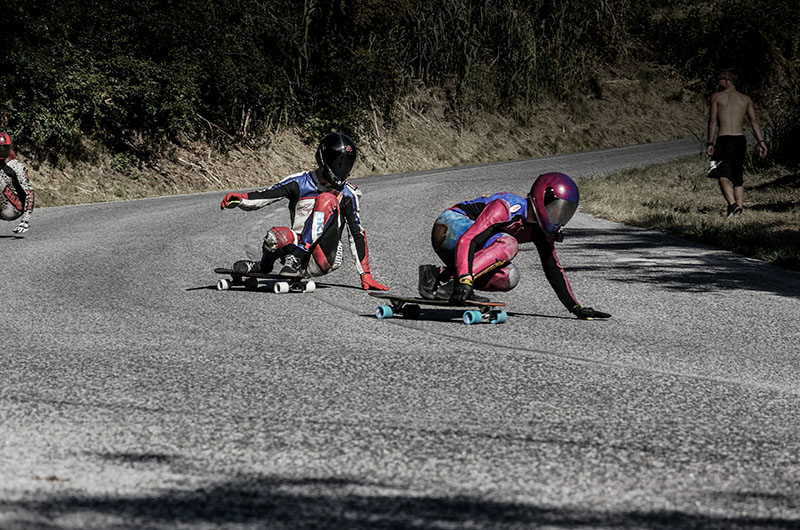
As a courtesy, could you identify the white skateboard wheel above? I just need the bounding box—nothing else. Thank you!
[217,278,230,291]
[304,281,316,293]
[274,281,290,294]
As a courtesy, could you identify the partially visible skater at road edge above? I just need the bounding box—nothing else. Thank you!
[0,132,34,235]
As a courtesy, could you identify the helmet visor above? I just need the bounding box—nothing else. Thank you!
[0,145,11,158]
[544,198,578,227]
[325,154,354,185]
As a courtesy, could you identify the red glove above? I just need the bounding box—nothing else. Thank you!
[221,192,246,210]
[361,273,389,291]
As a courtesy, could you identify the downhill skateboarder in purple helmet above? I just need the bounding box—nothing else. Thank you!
[418,172,611,320]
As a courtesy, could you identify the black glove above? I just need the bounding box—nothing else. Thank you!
[450,275,474,305]
[571,304,611,320]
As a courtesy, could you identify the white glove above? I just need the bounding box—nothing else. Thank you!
[13,220,29,234]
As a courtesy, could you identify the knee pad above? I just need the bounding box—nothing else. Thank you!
[477,263,520,292]
[264,226,297,252]
[1,186,23,221]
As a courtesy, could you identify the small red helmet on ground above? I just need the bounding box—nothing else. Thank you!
[529,172,580,235]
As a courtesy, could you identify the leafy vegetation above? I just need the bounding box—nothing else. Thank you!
[1,0,798,168]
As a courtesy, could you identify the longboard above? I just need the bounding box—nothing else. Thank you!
[214,267,316,294]
[368,292,507,325]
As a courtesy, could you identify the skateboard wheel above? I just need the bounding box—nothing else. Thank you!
[304,281,316,293]
[490,310,508,324]
[245,277,259,290]
[274,281,290,294]
[376,305,394,319]
[463,310,483,325]
[402,304,421,319]
[217,278,231,291]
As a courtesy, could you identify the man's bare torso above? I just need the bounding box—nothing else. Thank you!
[712,88,752,136]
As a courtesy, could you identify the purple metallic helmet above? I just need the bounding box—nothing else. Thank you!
[529,172,579,235]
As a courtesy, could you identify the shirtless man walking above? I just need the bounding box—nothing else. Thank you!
[706,68,767,217]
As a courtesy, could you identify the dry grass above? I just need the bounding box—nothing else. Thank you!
[26,62,705,208]
[579,156,800,270]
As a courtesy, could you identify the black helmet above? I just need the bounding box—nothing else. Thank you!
[315,132,357,186]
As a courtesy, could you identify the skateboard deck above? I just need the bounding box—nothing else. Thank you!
[214,267,316,294]
[368,292,507,325]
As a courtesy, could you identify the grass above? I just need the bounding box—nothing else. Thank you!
[579,155,800,271]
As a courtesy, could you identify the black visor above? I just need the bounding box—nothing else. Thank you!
[0,145,10,158]
[544,198,578,227]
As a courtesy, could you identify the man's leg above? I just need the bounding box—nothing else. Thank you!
[719,177,736,205]
[733,186,744,215]
[471,235,519,290]
[284,192,341,277]
[232,226,296,274]
[718,177,743,217]
[434,235,519,300]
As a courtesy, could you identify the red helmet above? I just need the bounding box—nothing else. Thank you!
[0,132,11,161]
[529,172,579,235]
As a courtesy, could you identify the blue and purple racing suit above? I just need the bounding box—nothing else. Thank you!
[432,192,579,310]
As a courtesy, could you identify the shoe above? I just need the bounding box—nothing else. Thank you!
[279,253,305,277]
[435,278,454,300]
[232,260,260,274]
[418,264,441,300]
[435,279,490,302]
[727,204,744,218]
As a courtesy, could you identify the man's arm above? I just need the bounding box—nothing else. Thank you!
[341,194,388,290]
[220,180,298,210]
[746,97,768,158]
[706,93,719,156]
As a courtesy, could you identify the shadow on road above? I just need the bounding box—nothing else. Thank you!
[3,472,797,529]
[553,227,800,299]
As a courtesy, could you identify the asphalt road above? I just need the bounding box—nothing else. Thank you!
[2,138,799,529]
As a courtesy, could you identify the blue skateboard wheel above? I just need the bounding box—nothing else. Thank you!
[462,310,483,325]
[490,310,508,324]
[376,305,394,319]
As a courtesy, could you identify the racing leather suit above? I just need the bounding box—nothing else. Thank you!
[433,192,579,310]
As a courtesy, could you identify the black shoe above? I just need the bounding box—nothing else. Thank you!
[733,205,743,216]
[279,253,305,277]
[435,278,454,300]
[436,278,490,303]
[233,260,260,274]
[418,264,440,300]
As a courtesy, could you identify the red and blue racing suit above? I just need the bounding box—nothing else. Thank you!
[235,170,373,277]
[0,156,34,230]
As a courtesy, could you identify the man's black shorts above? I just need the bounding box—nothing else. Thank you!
[708,135,747,186]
